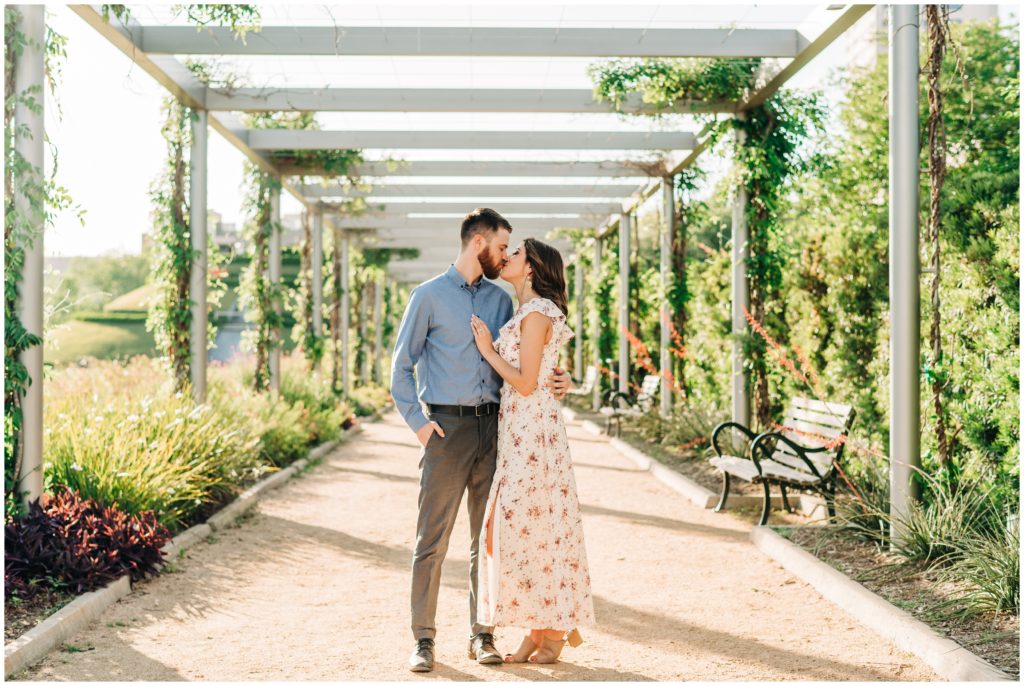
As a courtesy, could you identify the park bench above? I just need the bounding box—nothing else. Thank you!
[568,365,598,398]
[709,397,856,525]
[599,374,661,436]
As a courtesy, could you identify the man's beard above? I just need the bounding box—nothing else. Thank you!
[478,244,503,279]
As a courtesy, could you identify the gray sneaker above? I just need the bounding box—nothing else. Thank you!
[409,638,435,672]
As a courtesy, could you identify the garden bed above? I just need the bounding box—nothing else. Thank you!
[781,525,1019,678]
[4,588,76,645]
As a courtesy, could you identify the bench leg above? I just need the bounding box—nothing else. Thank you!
[759,481,772,526]
[824,484,837,521]
[779,484,794,513]
[714,471,731,513]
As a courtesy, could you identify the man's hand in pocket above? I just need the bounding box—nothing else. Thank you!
[416,421,445,447]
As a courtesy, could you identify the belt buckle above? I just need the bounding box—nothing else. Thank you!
[475,404,485,417]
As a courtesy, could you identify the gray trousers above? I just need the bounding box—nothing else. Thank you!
[411,410,498,641]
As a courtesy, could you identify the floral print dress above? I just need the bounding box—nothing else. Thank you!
[477,297,596,631]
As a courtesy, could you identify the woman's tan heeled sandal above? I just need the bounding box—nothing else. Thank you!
[529,629,583,664]
[504,636,538,663]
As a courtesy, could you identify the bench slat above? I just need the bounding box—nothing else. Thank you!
[710,455,823,486]
[775,440,834,470]
[784,406,850,430]
[791,396,852,418]
[769,451,813,472]
[780,417,846,440]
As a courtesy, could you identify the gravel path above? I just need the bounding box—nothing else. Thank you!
[14,411,936,681]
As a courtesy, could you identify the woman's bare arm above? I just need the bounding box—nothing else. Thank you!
[473,312,552,396]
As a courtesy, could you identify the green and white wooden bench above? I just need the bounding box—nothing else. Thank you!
[599,374,661,437]
[709,397,856,525]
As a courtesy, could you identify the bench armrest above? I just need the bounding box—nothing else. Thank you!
[711,421,758,458]
[751,431,828,481]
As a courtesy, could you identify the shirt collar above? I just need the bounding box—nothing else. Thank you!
[444,264,483,292]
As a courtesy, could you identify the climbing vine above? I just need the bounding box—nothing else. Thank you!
[238,164,281,391]
[146,96,194,391]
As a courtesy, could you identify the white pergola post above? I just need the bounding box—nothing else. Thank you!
[591,238,603,410]
[574,260,585,380]
[660,177,674,417]
[373,276,384,384]
[311,207,324,340]
[731,124,751,428]
[340,231,351,396]
[268,185,282,393]
[189,109,208,403]
[359,281,370,382]
[618,213,632,394]
[889,4,921,547]
[14,5,45,506]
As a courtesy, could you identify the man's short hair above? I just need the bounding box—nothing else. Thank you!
[461,207,512,247]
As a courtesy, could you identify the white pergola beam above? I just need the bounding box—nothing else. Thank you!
[283,160,660,178]
[298,182,643,199]
[251,129,696,151]
[205,86,732,114]
[354,200,621,215]
[139,26,808,58]
[332,216,599,231]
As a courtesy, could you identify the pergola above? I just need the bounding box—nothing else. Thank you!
[13,4,922,541]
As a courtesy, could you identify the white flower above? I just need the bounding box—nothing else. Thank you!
[70,463,83,472]
[126,414,140,422]
[116,472,130,478]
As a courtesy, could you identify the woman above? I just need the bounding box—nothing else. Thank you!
[469,237,595,665]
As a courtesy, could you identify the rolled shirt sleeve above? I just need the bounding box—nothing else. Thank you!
[390,286,431,433]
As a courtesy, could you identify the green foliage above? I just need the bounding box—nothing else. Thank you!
[349,384,392,418]
[101,4,261,41]
[49,254,150,317]
[46,380,265,531]
[590,57,762,111]
[933,520,1019,617]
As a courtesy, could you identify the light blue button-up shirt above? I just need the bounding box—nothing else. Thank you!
[390,265,514,433]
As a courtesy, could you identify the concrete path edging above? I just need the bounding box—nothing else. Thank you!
[751,526,1014,682]
[4,576,131,678]
[4,432,354,679]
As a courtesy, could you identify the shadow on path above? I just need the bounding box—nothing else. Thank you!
[592,595,899,681]
[580,503,747,542]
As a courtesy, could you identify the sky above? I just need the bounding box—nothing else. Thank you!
[41,3,1017,258]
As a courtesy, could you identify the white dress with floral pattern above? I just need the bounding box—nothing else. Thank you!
[477,297,596,631]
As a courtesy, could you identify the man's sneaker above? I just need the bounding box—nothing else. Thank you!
[468,632,503,665]
[409,638,435,672]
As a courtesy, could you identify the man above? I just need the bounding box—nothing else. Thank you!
[390,208,571,672]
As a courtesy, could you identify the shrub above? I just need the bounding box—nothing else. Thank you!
[348,384,392,418]
[46,388,265,531]
[927,518,1020,619]
[5,486,170,598]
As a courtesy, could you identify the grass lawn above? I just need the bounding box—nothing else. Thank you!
[45,319,156,364]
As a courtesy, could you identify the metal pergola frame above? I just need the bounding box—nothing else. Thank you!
[14,4,921,543]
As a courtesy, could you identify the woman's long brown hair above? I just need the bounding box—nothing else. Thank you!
[523,238,568,316]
